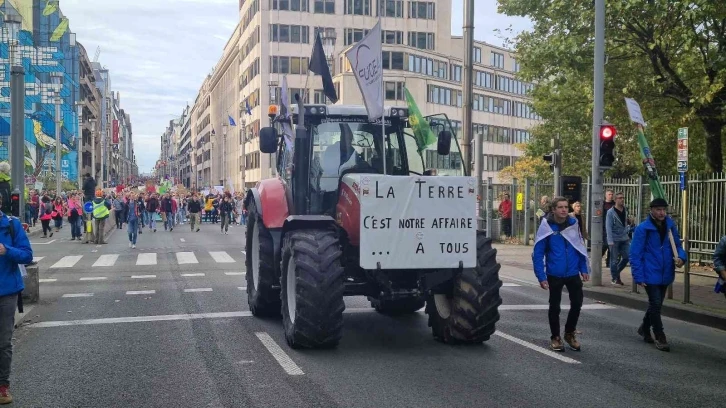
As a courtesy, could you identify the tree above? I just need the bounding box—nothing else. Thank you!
[498,0,726,173]
[498,144,552,181]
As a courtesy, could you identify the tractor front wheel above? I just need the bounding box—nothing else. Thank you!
[245,202,281,317]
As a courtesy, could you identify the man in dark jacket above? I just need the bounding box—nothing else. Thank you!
[219,195,233,234]
[533,196,590,352]
[82,173,96,203]
[630,198,687,352]
[187,193,202,232]
[0,194,33,404]
[714,235,726,281]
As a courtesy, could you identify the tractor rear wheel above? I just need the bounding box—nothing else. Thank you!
[369,297,425,315]
[425,232,503,344]
[245,202,281,317]
[281,229,345,349]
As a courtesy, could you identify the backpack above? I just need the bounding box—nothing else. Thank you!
[44,201,53,214]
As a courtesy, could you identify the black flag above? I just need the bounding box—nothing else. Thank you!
[309,33,338,104]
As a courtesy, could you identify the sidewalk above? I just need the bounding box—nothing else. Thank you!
[494,242,726,331]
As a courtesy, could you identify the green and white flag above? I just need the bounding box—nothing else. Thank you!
[404,87,436,152]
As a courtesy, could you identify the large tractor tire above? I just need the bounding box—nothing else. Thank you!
[281,229,345,349]
[425,232,503,344]
[369,297,425,315]
[245,202,281,317]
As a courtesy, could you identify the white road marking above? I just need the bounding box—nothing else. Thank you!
[79,277,107,281]
[39,278,57,283]
[126,290,156,295]
[225,272,245,276]
[176,252,198,264]
[494,331,581,364]
[255,332,304,375]
[241,251,246,255]
[502,282,521,287]
[91,249,98,253]
[92,254,118,267]
[181,273,205,277]
[28,311,254,328]
[31,239,56,245]
[51,255,83,268]
[96,245,102,247]
[62,293,94,298]
[238,287,247,290]
[131,275,156,279]
[136,253,157,266]
[183,288,213,292]
[210,251,235,263]
[499,304,615,311]
[33,257,44,262]
[499,274,539,287]
[180,238,186,242]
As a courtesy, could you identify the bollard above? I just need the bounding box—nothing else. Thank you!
[22,264,39,303]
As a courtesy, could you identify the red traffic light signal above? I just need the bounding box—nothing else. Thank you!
[600,124,616,140]
[599,122,617,168]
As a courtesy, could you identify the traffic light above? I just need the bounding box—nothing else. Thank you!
[543,153,555,170]
[9,190,20,217]
[599,122,617,168]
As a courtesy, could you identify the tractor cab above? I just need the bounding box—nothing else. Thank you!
[260,104,465,216]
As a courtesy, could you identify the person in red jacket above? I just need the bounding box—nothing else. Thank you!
[499,193,513,237]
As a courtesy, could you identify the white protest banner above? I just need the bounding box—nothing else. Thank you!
[357,175,477,269]
[624,97,646,126]
[345,20,383,121]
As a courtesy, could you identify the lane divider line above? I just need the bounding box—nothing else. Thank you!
[62,293,94,298]
[131,275,156,279]
[494,331,581,364]
[28,311,254,328]
[126,290,156,295]
[183,288,213,293]
[255,332,304,375]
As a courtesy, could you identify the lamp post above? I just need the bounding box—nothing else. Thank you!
[239,114,246,190]
[222,122,227,187]
[50,72,63,195]
[6,13,24,216]
[90,119,97,182]
[76,101,84,188]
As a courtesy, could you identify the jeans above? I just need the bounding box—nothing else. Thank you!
[127,219,138,245]
[501,218,512,236]
[643,284,668,335]
[610,240,630,281]
[165,212,174,230]
[148,212,156,230]
[115,210,124,229]
[0,293,17,386]
[54,216,62,229]
[221,213,230,232]
[547,274,584,338]
[41,219,52,236]
[70,218,81,238]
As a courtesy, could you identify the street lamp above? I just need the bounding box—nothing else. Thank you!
[76,100,84,188]
[222,122,227,187]
[6,13,24,216]
[50,72,63,195]
[90,119,97,182]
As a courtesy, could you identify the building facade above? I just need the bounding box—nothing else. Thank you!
[77,42,101,182]
[177,0,539,192]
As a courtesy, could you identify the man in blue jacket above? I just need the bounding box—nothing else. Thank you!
[605,191,630,285]
[630,198,687,352]
[0,195,33,404]
[533,196,590,352]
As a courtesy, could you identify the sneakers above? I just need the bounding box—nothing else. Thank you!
[550,336,565,351]
[564,332,581,351]
[132,244,136,249]
[637,324,655,343]
[0,385,13,404]
[654,332,670,352]
[129,242,132,248]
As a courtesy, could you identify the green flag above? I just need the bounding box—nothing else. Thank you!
[404,87,437,152]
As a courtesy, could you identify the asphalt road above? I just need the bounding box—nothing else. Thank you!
[10,220,726,408]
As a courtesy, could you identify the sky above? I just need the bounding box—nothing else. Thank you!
[58,0,531,174]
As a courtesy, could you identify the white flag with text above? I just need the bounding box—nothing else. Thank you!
[345,20,383,120]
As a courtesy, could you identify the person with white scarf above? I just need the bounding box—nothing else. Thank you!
[532,196,590,352]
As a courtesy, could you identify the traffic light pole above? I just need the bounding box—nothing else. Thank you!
[589,0,606,286]
[553,134,561,197]
[10,64,25,218]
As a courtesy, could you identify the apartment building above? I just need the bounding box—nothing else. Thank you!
[177,1,539,191]
[77,43,102,181]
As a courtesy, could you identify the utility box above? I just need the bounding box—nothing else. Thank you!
[22,264,39,303]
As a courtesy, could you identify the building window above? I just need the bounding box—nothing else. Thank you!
[270,24,310,43]
[314,27,336,44]
[313,89,335,104]
[513,59,521,72]
[270,56,310,74]
[345,0,372,15]
[378,0,403,17]
[384,81,404,100]
[491,51,504,69]
[270,0,309,11]
[313,0,335,13]
[382,30,403,44]
[450,64,462,82]
[408,1,435,19]
[482,155,512,171]
[408,31,435,50]
[381,51,405,70]
[407,53,447,79]
[427,85,462,107]
[473,47,482,63]
[273,87,310,105]
[344,28,370,45]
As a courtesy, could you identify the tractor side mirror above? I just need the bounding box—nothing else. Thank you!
[437,130,452,155]
[260,127,278,154]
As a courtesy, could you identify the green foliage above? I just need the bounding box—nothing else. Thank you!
[498,0,726,174]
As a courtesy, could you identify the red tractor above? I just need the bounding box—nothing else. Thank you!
[244,101,502,349]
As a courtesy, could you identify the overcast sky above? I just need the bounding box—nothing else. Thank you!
[59,0,531,174]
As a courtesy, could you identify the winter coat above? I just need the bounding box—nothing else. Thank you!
[630,216,687,286]
[0,213,33,297]
[532,215,589,282]
[712,235,726,274]
[605,206,630,245]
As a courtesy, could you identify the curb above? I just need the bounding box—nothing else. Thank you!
[581,287,726,331]
[14,304,35,328]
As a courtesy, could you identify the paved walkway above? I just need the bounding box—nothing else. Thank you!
[494,242,726,320]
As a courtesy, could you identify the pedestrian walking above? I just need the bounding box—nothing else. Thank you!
[532,196,590,352]
[92,190,111,244]
[187,193,201,232]
[602,189,615,265]
[498,193,512,238]
[219,195,233,234]
[605,191,630,285]
[38,196,54,238]
[630,198,686,352]
[127,192,140,249]
[714,235,726,298]
[0,193,33,404]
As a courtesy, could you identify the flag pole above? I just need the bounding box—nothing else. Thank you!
[379,17,386,175]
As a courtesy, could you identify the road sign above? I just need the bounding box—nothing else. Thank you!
[677,160,688,172]
[516,192,524,211]
[679,173,686,191]
[84,202,93,213]
[677,127,688,173]
[677,127,688,140]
